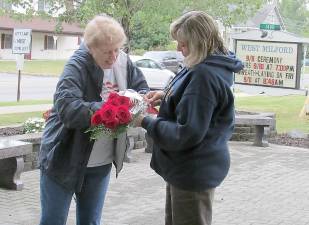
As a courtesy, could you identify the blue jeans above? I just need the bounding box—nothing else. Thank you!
[39,164,112,225]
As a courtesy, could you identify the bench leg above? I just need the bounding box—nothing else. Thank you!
[0,156,24,191]
[253,126,269,147]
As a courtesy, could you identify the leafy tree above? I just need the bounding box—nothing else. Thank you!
[279,0,309,37]
[131,0,264,49]
[2,0,264,50]
[130,0,187,50]
[2,0,187,50]
[176,0,263,27]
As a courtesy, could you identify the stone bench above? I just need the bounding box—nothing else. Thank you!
[235,114,273,147]
[144,113,275,153]
[124,127,147,162]
[0,139,32,190]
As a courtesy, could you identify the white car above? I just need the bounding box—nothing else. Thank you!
[130,55,175,90]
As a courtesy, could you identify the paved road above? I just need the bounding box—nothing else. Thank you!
[0,73,58,102]
[0,142,309,225]
[0,72,308,103]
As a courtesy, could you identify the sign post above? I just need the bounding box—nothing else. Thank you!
[299,95,309,118]
[12,28,32,101]
[15,54,24,102]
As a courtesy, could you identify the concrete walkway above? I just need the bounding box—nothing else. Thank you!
[0,142,309,225]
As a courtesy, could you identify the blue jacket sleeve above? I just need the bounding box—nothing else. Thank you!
[142,93,216,151]
[54,65,101,130]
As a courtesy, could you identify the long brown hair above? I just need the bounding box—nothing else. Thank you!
[170,11,227,68]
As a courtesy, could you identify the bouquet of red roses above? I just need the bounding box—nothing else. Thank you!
[86,90,151,140]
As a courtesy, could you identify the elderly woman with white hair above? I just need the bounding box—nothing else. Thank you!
[38,14,148,225]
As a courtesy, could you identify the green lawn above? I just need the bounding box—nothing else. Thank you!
[0,60,66,76]
[0,95,308,134]
[235,95,309,133]
[0,112,44,126]
[0,100,52,107]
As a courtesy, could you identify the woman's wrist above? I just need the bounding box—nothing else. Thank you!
[159,90,165,98]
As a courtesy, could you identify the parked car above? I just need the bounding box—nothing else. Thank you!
[130,55,175,90]
[143,51,184,74]
[300,58,309,67]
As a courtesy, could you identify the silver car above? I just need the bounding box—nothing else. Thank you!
[130,55,175,90]
[143,51,184,74]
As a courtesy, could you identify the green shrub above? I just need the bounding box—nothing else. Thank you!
[130,48,146,55]
[165,41,177,50]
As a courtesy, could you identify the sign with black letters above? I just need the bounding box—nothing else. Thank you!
[235,40,298,89]
[12,29,32,54]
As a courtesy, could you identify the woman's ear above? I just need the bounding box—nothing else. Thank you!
[177,41,189,57]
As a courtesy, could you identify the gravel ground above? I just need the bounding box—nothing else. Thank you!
[269,133,309,149]
[0,126,24,137]
[0,126,308,149]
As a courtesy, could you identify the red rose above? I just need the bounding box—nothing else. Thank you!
[106,93,121,106]
[108,97,121,106]
[117,96,131,107]
[91,111,103,126]
[108,92,119,100]
[108,95,131,107]
[100,105,117,122]
[116,106,132,124]
[43,109,51,121]
[104,117,119,130]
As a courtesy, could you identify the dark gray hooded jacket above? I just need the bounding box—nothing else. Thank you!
[39,43,149,192]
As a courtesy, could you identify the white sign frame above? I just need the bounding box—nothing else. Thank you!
[12,29,32,54]
[235,40,298,89]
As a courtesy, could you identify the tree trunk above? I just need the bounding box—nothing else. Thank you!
[121,15,131,53]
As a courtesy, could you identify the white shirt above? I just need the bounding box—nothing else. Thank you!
[87,69,119,167]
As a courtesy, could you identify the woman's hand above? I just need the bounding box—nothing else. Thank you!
[144,91,165,106]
